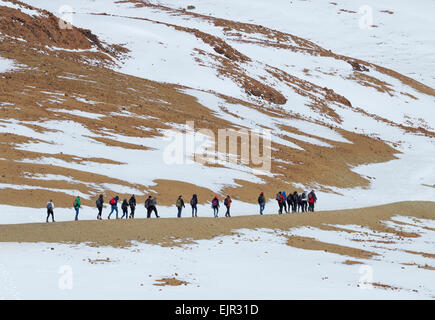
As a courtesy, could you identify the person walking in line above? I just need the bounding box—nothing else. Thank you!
[258,192,265,215]
[224,195,232,217]
[176,195,185,218]
[128,195,136,218]
[291,191,299,213]
[96,194,104,220]
[276,191,284,214]
[46,199,55,223]
[211,195,220,218]
[297,193,302,213]
[73,196,81,221]
[282,191,288,213]
[145,196,151,217]
[308,190,317,212]
[108,195,119,219]
[190,194,198,217]
[145,195,159,218]
[121,198,129,219]
[151,196,159,218]
[301,191,308,213]
[286,191,292,213]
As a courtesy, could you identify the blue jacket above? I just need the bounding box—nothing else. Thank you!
[282,192,287,200]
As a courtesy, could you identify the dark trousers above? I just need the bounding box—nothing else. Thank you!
[147,206,158,218]
[301,202,307,212]
[277,201,283,214]
[283,201,288,213]
[97,206,103,219]
[259,202,265,214]
[177,206,182,218]
[308,202,315,212]
[46,209,54,222]
[191,205,197,217]
[225,206,231,217]
[130,206,135,218]
[121,208,128,219]
[292,202,297,212]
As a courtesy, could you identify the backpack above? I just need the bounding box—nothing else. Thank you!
[96,198,103,207]
[73,199,77,208]
[145,199,150,209]
[212,198,218,207]
[110,198,115,205]
[276,193,281,201]
[224,198,228,206]
[176,198,182,207]
[47,202,53,210]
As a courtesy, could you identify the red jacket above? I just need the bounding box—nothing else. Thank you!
[308,194,314,203]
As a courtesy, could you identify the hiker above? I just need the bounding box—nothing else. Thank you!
[291,191,298,213]
[300,191,308,212]
[276,191,284,214]
[128,195,136,218]
[176,195,185,218]
[96,194,104,220]
[308,190,317,212]
[46,199,55,223]
[224,195,232,217]
[73,196,81,221]
[121,198,129,219]
[286,192,292,213]
[145,196,159,218]
[190,194,198,217]
[211,195,219,218]
[108,195,119,219]
[258,192,265,215]
[297,193,302,212]
[282,191,288,213]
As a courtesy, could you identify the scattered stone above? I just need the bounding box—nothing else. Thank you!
[348,60,370,72]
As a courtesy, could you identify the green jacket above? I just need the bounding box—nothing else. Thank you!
[74,197,81,208]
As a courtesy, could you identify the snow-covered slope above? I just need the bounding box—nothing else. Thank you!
[0,0,434,300]
[0,56,15,73]
[153,0,435,88]
[1,0,433,216]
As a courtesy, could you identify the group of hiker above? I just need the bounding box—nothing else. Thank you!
[274,190,317,214]
[45,190,318,222]
[157,194,232,219]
